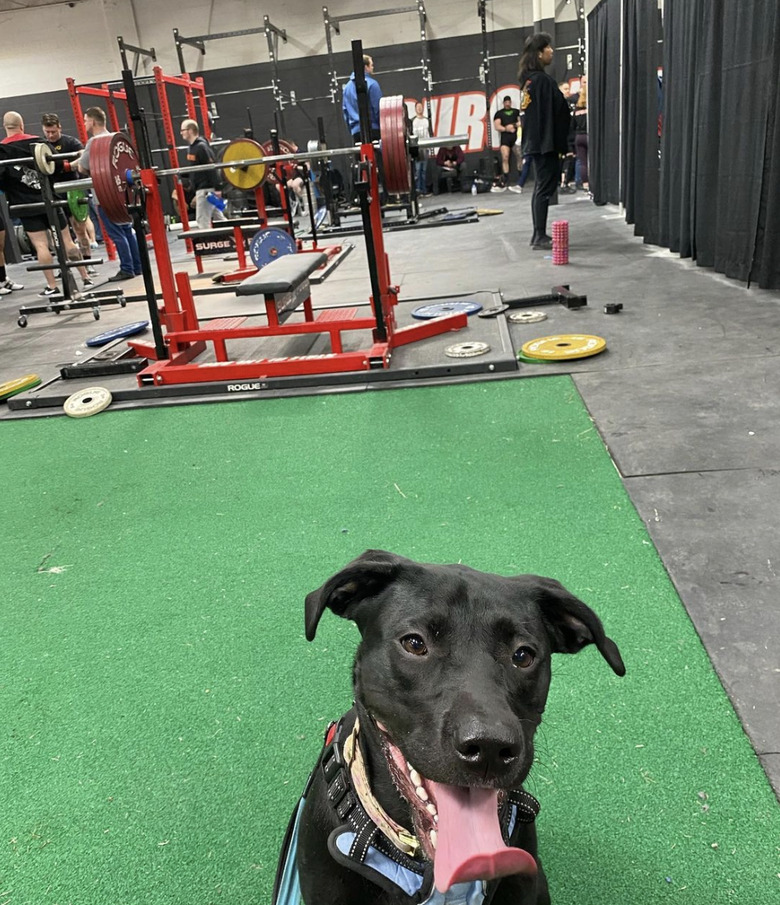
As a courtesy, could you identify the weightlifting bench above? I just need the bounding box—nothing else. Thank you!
[161,251,376,368]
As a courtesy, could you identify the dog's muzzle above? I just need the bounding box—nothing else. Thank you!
[375,720,539,893]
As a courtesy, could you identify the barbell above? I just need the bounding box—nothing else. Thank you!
[53,96,469,225]
[0,142,82,175]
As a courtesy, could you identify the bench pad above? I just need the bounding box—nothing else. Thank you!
[236,253,328,296]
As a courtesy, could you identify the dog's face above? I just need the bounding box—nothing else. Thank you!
[305,550,625,892]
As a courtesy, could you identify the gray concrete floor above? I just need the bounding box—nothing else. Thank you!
[2,189,778,798]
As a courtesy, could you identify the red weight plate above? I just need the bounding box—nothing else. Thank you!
[260,138,297,158]
[388,100,404,194]
[379,96,402,193]
[262,138,299,183]
[382,97,402,194]
[393,96,412,193]
[378,97,394,190]
[90,132,138,225]
[380,96,411,194]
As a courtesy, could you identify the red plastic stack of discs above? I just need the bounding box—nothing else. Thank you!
[552,220,569,265]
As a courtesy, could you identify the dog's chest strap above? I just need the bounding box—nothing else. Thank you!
[344,718,421,856]
[320,714,430,900]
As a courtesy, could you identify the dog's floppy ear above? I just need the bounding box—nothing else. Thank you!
[305,550,403,641]
[529,576,626,676]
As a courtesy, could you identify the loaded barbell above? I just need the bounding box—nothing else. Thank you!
[0,142,82,175]
[53,96,468,225]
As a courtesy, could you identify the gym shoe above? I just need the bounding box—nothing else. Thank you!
[2,278,24,291]
[490,184,507,192]
[508,185,523,194]
[86,265,98,276]
[532,236,553,250]
[38,286,62,297]
[108,270,135,282]
[0,285,11,295]
[83,278,95,288]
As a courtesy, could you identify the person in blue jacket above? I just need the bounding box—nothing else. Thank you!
[342,54,383,142]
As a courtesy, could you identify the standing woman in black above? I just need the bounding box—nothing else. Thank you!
[518,33,571,249]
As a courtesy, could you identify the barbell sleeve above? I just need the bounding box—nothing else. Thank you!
[417,134,470,148]
[0,149,82,168]
[53,177,93,193]
[9,199,70,213]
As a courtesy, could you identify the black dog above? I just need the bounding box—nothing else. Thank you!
[286,550,625,905]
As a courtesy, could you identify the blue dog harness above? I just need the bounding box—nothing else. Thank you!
[272,711,541,905]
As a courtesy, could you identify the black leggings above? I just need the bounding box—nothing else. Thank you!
[575,133,589,185]
[530,153,561,239]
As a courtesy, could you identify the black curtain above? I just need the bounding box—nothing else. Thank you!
[658,0,780,287]
[751,4,780,289]
[656,1,699,254]
[621,0,662,243]
[587,0,621,205]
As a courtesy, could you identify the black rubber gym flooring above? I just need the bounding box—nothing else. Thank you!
[1,189,778,798]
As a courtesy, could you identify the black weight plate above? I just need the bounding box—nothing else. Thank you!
[477,304,509,319]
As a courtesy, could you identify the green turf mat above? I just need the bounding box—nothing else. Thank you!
[1,378,778,905]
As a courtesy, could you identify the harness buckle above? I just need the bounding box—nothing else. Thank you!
[327,769,348,807]
[322,746,340,782]
[336,790,357,821]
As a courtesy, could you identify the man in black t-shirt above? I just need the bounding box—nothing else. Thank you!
[41,114,83,172]
[492,96,522,192]
[41,112,96,266]
[1,110,91,296]
[180,119,226,230]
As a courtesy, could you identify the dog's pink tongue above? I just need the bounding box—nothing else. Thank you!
[430,783,537,893]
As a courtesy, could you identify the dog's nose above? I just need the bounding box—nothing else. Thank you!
[454,721,521,776]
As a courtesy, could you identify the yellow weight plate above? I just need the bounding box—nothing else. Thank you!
[221,139,266,190]
[521,334,607,361]
[0,373,41,401]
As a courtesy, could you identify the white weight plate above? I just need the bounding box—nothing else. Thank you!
[444,341,491,359]
[508,310,548,324]
[64,386,113,418]
[33,142,55,175]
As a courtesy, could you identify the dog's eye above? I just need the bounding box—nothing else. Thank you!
[512,646,535,668]
[400,634,428,656]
